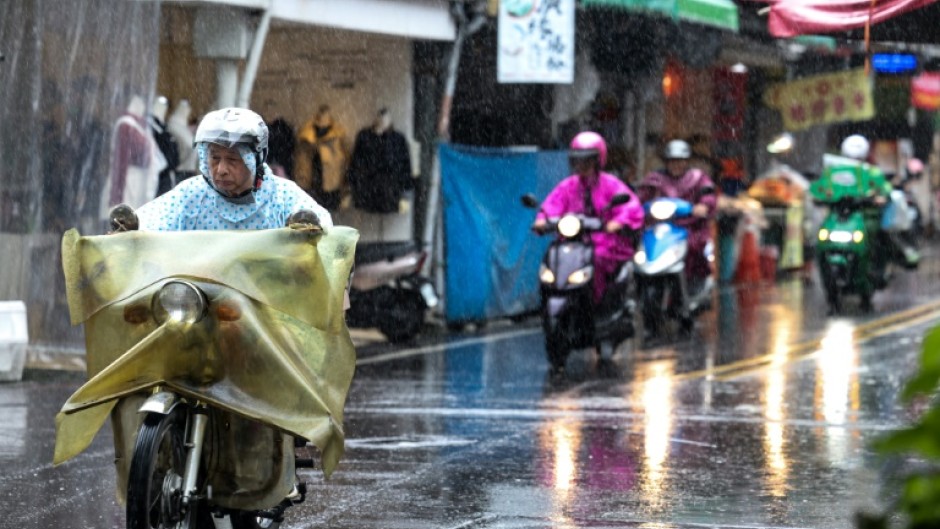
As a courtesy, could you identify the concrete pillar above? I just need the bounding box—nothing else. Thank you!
[215,60,239,109]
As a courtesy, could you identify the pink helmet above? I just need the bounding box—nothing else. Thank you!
[569,131,608,168]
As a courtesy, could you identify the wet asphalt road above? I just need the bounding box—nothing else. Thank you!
[3,252,940,528]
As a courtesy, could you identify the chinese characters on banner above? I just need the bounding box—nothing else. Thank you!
[763,69,874,131]
[497,0,575,84]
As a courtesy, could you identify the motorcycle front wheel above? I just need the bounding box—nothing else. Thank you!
[127,407,208,529]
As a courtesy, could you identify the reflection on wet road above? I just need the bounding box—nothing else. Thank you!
[3,257,940,528]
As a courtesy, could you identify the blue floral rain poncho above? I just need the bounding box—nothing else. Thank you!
[136,144,332,231]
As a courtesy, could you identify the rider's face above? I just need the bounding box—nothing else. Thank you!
[569,155,598,178]
[208,144,253,196]
[665,158,689,178]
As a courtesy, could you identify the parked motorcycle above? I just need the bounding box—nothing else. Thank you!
[346,241,439,343]
[54,213,358,529]
[633,197,715,340]
[522,193,636,372]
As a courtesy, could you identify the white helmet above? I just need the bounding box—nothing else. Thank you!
[840,134,869,161]
[195,107,269,167]
[664,139,691,160]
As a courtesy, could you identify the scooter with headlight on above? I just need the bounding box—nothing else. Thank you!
[522,193,636,372]
[633,197,714,341]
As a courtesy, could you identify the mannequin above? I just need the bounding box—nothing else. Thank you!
[166,99,196,177]
[148,95,180,196]
[267,117,295,179]
[100,95,165,221]
[294,105,350,211]
[347,108,414,214]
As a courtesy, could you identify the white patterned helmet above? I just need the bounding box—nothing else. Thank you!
[195,107,269,169]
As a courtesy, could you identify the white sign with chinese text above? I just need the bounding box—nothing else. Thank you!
[497,0,575,84]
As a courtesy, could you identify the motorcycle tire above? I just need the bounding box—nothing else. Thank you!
[824,277,841,315]
[545,330,571,373]
[377,290,425,344]
[127,407,209,529]
[231,511,281,529]
[641,282,665,341]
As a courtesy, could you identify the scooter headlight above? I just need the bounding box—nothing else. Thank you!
[634,250,647,265]
[650,201,678,221]
[828,230,853,244]
[818,229,829,241]
[539,264,555,284]
[853,230,864,243]
[152,281,207,324]
[557,215,582,238]
[567,266,593,286]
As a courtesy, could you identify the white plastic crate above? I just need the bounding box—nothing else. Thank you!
[0,301,28,382]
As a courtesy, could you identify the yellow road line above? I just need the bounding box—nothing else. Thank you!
[674,300,940,383]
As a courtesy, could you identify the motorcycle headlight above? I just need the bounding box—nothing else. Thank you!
[828,230,853,244]
[650,201,678,221]
[539,264,555,284]
[557,215,582,238]
[152,281,207,324]
[853,230,864,243]
[634,250,647,265]
[818,229,829,241]
[567,266,593,285]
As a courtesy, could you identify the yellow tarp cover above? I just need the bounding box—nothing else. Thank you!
[54,226,358,479]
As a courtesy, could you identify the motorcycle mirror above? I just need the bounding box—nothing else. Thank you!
[521,194,539,209]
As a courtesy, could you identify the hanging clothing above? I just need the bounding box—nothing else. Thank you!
[149,114,180,196]
[347,127,413,214]
[136,166,333,231]
[100,112,165,220]
[294,118,350,211]
[268,117,296,179]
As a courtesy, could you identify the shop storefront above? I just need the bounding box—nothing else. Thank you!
[155,0,455,242]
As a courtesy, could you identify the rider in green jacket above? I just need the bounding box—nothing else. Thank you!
[811,134,918,285]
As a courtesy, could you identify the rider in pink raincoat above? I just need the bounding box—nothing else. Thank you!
[533,132,644,302]
[638,139,717,289]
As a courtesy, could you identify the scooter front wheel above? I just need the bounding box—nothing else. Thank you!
[127,407,207,529]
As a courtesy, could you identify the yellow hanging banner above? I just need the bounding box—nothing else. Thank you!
[764,69,875,131]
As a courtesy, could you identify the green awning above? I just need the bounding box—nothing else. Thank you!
[583,0,740,32]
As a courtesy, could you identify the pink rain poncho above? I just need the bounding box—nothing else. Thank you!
[638,168,717,281]
[537,172,644,301]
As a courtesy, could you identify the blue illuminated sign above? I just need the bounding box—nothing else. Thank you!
[872,53,918,74]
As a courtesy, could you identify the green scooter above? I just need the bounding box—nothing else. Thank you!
[815,195,882,313]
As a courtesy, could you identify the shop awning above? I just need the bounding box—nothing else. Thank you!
[583,0,740,32]
[761,0,936,39]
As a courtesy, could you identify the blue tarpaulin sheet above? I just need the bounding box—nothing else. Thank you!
[440,144,568,322]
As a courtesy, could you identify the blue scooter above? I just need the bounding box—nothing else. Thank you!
[633,197,714,341]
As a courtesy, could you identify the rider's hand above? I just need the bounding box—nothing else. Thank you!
[287,209,323,231]
[874,195,888,206]
[108,204,139,234]
[605,220,624,233]
[532,219,548,234]
[692,204,709,218]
